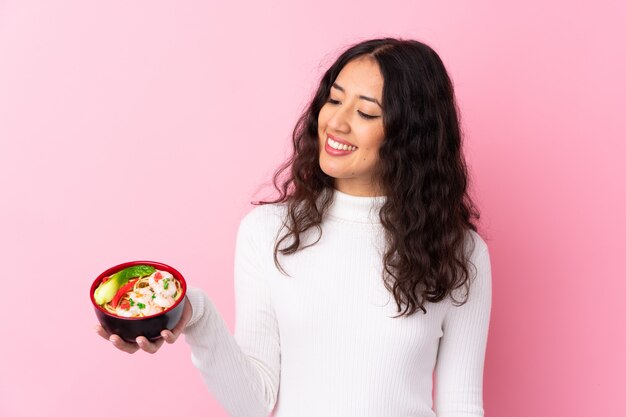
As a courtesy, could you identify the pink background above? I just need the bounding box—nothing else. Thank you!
[1,1,624,416]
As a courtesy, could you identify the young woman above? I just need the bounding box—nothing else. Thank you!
[98,37,492,417]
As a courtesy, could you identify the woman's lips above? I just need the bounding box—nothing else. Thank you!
[327,133,356,147]
[325,137,357,156]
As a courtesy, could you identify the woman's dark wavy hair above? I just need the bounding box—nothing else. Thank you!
[252,37,482,317]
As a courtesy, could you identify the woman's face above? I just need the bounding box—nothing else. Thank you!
[318,56,385,197]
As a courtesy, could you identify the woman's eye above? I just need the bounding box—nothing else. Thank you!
[326,98,380,120]
[358,111,377,120]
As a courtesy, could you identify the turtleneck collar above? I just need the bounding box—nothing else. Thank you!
[325,188,387,224]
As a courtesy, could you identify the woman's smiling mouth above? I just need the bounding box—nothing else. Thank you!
[325,136,357,156]
[325,134,357,156]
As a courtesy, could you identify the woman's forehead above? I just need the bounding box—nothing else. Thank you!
[334,57,383,100]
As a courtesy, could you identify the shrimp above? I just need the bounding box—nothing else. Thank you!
[152,293,175,309]
[115,306,134,317]
[149,271,177,298]
[122,291,160,316]
[140,302,163,316]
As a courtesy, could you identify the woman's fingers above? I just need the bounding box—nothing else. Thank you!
[96,324,140,353]
[95,324,110,341]
[136,336,165,353]
[161,329,177,344]
[109,334,140,354]
[96,327,167,353]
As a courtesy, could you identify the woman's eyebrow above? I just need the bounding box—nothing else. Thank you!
[332,83,382,108]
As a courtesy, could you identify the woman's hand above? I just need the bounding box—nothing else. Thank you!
[95,295,193,354]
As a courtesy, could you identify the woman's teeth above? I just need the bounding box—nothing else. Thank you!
[328,138,356,151]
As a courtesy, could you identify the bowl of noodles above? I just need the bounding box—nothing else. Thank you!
[90,260,187,343]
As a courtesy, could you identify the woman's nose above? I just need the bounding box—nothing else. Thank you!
[327,105,350,133]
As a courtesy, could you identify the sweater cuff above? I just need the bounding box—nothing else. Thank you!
[184,286,210,329]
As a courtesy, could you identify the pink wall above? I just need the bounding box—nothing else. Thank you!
[1,1,624,416]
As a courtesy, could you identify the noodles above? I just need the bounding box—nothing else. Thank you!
[101,269,182,318]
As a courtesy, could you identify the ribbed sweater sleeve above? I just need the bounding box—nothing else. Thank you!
[433,247,492,417]
[182,212,280,417]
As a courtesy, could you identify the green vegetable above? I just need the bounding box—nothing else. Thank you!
[94,265,155,305]
[163,279,169,290]
[130,298,135,306]
[137,303,145,309]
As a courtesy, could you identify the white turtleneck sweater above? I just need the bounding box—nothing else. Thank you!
[183,189,492,417]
